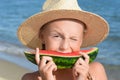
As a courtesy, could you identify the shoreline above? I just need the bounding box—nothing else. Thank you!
[0,59,120,80]
[104,64,120,80]
[0,59,32,80]
[0,52,120,80]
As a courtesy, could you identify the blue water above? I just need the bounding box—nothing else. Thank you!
[0,0,120,68]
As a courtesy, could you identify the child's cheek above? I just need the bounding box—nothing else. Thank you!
[46,41,60,51]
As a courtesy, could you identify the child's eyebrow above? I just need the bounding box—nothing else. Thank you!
[49,30,62,35]
[50,28,64,34]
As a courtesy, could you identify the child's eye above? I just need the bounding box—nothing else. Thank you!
[50,32,62,39]
[53,35,61,38]
[70,38,78,41]
[53,35,59,37]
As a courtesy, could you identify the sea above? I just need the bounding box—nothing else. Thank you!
[0,0,120,70]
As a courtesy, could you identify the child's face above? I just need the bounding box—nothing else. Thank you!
[40,19,84,53]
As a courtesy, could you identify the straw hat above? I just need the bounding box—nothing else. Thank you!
[17,0,109,49]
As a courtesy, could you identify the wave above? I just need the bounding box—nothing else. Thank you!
[0,41,30,57]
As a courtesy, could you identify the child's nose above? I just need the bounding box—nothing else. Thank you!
[59,39,70,51]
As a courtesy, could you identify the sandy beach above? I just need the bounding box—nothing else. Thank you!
[0,56,120,80]
[0,59,32,80]
[104,64,120,80]
[0,0,120,80]
[0,58,120,80]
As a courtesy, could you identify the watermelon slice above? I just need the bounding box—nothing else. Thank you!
[24,47,98,69]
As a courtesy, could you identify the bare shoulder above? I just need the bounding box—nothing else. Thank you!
[21,73,32,80]
[22,71,41,80]
[89,62,108,80]
[89,61,105,70]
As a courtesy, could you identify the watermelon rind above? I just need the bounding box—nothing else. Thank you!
[24,47,98,69]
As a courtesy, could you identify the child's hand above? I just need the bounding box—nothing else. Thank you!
[35,48,57,80]
[72,52,89,80]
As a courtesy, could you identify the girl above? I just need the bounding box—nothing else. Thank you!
[17,0,109,80]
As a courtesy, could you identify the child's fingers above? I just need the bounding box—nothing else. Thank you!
[47,61,57,72]
[40,56,53,66]
[35,48,40,65]
[73,67,79,77]
[74,57,84,66]
[80,52,89,64]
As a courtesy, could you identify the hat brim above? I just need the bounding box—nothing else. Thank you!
[17,10,109,49]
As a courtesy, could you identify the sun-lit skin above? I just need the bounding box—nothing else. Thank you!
[37,19,89,80]
[40,19,84,53]
[22,19,108,80]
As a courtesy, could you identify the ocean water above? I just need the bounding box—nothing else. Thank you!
[0,0,120,68]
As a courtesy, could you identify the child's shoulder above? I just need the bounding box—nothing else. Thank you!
[89,61,105,71]
[89,62,107,78]
[22,71,40,80]
[89,61,105,69]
